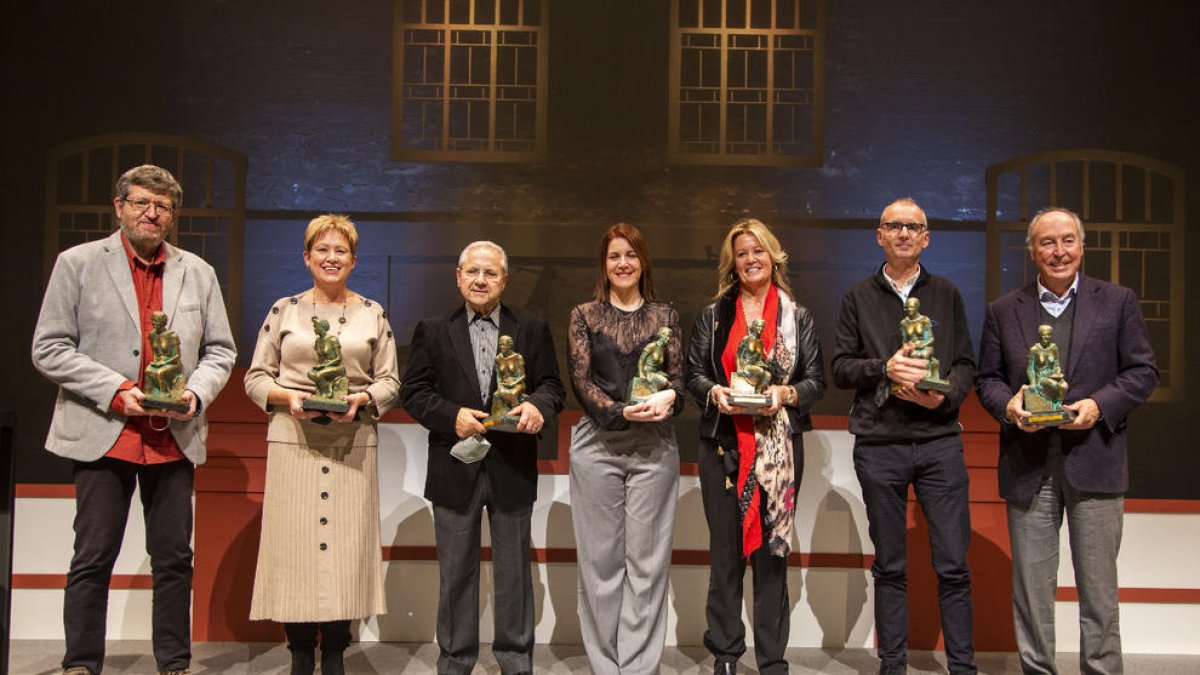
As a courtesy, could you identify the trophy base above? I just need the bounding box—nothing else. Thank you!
[142,397,190,413]
[915,378,953,394]
[728,393,771,415]
[302,398,351,414]
[482,415,521,433]
[892,379,953,394]
[1026,409,1076,427]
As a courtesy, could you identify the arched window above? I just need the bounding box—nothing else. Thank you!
[44,133,247,338]
[986,150,1185,402]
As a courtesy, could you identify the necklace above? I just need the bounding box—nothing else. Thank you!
[310,289,349,336]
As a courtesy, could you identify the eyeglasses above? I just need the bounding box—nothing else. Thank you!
[880,221,928,234]
[460,267,503,282]
[123,198,176,215]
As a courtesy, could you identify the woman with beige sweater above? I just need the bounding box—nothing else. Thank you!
[244,214,400,675]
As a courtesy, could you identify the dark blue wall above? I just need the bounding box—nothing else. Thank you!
[4,0,1198,494]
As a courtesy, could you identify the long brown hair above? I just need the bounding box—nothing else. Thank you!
[594,222,657,303]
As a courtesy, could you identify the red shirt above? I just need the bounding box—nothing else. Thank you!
[105,234,185,464]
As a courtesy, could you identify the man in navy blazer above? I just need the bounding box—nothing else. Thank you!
[976,207,1157,675]
[400,241,564,675]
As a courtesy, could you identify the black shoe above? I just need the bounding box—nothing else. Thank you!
[320,649,345,675]
[878,662,906,675]
[715,660,737,675]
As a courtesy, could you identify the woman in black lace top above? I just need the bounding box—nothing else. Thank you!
[567,222,685,675]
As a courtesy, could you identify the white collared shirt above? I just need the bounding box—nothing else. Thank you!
[884,264,921,302]
[1037,274,1079,318]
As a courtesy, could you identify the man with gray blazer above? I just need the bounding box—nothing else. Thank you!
[976,207,1157,675]
[32,165,236,675]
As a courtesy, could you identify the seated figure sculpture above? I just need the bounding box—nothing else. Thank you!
[485,335,526,429]
[143,310,188,411]
[628,326,672,403]
[1023,324,1073,425]
[729,318,772,409]
[305,316,350,412]
[895,296,951,393]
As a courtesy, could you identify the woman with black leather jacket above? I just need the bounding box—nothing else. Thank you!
[685,218,825,675]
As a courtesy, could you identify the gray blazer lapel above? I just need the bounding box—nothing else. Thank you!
[103,234,140,330]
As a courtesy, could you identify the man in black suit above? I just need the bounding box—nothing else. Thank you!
[976,207,1157,675]
[400,241,564,675]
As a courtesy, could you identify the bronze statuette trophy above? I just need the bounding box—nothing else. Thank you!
[142,311,190,412]
[1023,324,1075,426]
[728,318,773,413]
[483,335,526,432]
[628,327,672,403]
[303,317,351,414]
[892,296,952,394]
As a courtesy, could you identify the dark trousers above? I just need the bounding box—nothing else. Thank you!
[63,457,194,675]
[432,467,534,675]
[283,620,352,653]
[853,435,977,675]
[698,437,796,675]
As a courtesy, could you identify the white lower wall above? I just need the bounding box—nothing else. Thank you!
[12,425,1200,653]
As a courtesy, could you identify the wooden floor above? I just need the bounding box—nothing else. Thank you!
[11,641,1200,674]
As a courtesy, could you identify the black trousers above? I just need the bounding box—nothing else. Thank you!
[283,620,352,652]
[698,437,800,675]
[63,457,194,675]
[853,435,977,675]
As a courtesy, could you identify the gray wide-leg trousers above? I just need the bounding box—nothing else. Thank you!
[570,416,679,675]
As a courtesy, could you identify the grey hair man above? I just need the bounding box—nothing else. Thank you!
[976,206,1157,675]
[32,164,236,675]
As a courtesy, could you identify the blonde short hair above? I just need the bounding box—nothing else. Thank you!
[304,214,359,255]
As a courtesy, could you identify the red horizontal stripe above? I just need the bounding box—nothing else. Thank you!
[13,573,154,590]
[1124,498,1200,514]
[20,483,1200,514]
[14,570,1200,606]
[15,484,75,498]
[1056,587,1200,604]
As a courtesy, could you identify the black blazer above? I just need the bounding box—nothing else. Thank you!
[400,304,565,509]
[976,275,1158,502]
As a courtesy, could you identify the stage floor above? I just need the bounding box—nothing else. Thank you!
[10,641,1199,674]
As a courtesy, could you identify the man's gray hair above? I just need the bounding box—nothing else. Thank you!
[458,240,509,273]
[1026,207,1086,248]
[114,164,183,208]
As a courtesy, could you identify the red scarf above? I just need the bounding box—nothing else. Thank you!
[720,284,779,557]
